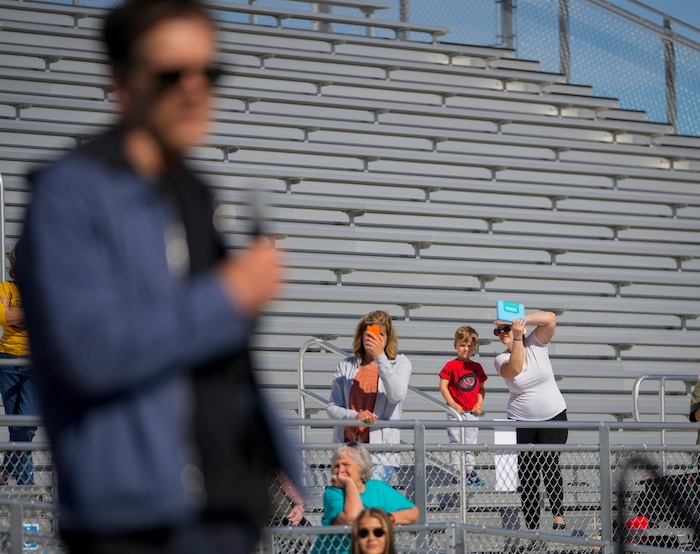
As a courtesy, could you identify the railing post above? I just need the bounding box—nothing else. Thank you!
[259,528,273,554]
[314,3,332,34]
[598,424,614,550]
[558,0,571,82]
[460,426,467,523]
[659,377,667,444]
[446,523,465,554]
[398,0,409,41]
[663,17,678,132]
[499,0,515,49]
[413,422,428,524]
[10,502,23,554]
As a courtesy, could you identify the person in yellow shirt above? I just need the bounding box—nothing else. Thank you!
[0,244,37,485]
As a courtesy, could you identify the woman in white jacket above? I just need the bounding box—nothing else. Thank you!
[327,311,412,485]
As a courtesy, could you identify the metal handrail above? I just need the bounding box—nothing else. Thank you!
[296,337,470,518]
[297,337,463,422]
[0,358,30,366]
[631,373,698,423]
[583,0,700,54]
[632,372,698,447]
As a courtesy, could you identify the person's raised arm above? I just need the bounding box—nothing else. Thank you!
[330,477,364,525]
[529,311,557,345]
[497,317,526,379]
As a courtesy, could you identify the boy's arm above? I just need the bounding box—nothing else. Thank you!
[439,378,464,414]
[472,385,485,415]
[0,296,26,328]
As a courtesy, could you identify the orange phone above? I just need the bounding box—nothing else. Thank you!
[367,324,381,339]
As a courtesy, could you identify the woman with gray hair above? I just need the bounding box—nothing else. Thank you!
[322,442,418,527]
[311,443,416,554]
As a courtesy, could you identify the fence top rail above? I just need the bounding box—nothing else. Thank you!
[583,0,700,54]
[0,497,56,510]
[295,417,699,432]
[0,415,42,426]
[0,357,30,366]
[264,519,613,550]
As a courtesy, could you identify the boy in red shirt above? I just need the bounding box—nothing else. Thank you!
[439,326,487,485]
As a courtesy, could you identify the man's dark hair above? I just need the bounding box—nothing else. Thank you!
[103,0,212,68]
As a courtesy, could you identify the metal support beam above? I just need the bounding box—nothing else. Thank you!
[558,0,571,82]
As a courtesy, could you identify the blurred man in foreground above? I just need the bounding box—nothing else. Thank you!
[17,1,293,552]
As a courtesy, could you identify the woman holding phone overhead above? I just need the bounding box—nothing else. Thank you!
[327,311,412,484]
[493,310,568,532]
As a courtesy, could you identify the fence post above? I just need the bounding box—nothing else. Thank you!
[413,422,428,524]
[598,424,614,551]
[446,523,465,554]
[663,17,678,132]
[499,0,515,49]
[398,0,409,41]
[558,0,571,82]
[9,503,22,554]
[313,3,332,34]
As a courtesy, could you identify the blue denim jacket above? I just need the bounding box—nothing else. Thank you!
[17,130,271,533]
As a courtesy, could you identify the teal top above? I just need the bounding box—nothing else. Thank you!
[321,479,415,525]
[311,479,415,554]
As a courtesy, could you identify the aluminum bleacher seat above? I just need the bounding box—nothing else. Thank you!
[0,0,450,41]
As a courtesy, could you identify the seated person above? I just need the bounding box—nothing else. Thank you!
[351,508,397,554]
[314,442,417,554]
[324,442,418,526]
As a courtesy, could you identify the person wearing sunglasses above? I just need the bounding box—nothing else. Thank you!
[17,1,295,552]
[493,312,568,532]
[311,442,417,554]
[351,508,397,554]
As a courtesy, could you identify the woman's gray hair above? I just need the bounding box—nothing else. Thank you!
[331,442,373,482]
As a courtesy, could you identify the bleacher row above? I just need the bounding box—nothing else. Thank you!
[0,0,699,445]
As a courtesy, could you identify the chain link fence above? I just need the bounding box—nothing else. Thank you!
[0,419,697,552]
[0,439,61,553]
[261,419,700,554]
[39,0,700,135]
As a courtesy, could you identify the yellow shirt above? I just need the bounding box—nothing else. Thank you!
[0,281,29,357]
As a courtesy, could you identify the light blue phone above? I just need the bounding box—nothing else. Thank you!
[497,300,525,322]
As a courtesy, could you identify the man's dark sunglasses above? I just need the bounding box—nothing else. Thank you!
[358,527,386,539]
[493,325,512,336]
[155,64,224,89]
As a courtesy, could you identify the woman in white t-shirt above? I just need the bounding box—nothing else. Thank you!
[493,311,568,532]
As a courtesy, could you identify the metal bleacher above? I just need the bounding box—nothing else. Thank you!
[1,0,699,441]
